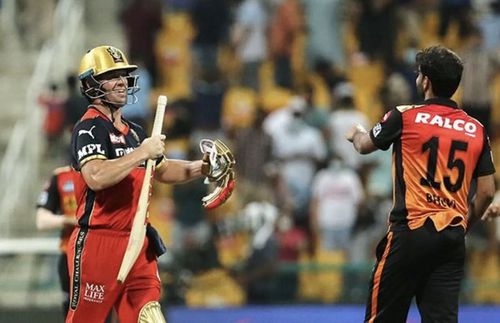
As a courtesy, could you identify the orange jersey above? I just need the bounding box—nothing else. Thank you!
[37,166,78,252]
[370,98,495,231]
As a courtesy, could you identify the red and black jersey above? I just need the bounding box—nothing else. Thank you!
[36,166,77,252]
[369,98,495,231]
[70,106,163,231]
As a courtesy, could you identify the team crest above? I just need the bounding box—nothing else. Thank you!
[109,133,126,144]
[106,47,124,63]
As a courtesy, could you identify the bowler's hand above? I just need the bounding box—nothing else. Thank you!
[346,124,367,142]
[139,134,166,160]
[482,203,500,221]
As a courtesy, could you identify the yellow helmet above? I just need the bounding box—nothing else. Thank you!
[79,45,137,79]
[78,46,139,103]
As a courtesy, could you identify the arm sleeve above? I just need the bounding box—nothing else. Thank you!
[369,108,403,151]
[474,131,496,177]
[72,119,110,169]
[36,174,60,213]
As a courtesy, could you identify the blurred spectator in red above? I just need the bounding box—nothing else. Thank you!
[120,0,163,85]
[269,0,303,89]
[38,82,65,154]
[231,0,269,91]
[275,213,308,302]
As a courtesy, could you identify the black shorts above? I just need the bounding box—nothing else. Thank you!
[365,219,465,323]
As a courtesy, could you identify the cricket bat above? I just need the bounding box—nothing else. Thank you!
[117,95,167,283]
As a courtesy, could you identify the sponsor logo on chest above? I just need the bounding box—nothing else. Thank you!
[109,133,126,144]
[115,147,135,157]
[414,112,477,137]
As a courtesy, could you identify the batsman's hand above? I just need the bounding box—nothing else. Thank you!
[139,134,166,160]
[345,124,367,143]
[482,203,500,221]
[199,139,236,209]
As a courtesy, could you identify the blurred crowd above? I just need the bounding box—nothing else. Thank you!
[36,0,500,307]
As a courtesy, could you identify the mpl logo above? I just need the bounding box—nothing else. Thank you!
[78,144,105,160]
[83,282,105,303]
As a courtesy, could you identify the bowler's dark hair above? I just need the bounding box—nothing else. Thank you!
[416,45,463,98]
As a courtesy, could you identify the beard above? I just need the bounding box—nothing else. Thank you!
[416,82,425,99]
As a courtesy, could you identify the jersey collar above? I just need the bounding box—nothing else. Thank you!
[82,106,130,135]
[423,98,459,109]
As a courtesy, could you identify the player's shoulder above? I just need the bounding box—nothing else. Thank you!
[73,112,112,137]
[53,165,72,176]
[462,112,486,128]
[395,104,425,113]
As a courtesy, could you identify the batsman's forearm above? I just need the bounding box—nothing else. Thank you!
[156,159,204,184]
[351,128,377,155]
[83,149,149,191]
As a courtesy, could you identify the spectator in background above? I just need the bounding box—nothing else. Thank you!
[328,82,371,171]
[479,0,500,51]
[190,68,227,144]
[310,155,363,253]
[266,96,327,231]
[355,0,398,68]
[63,74,87,133]
[303,0,346,70]
[121,62,152,131]
[231,0,268,91]
[233,108,274,205]
[191,0,230,73]
[438,0,473,42]
[120,0,163,85]
[301,81,330,142]
[460,26,500,138]
[269,0,303,89]
[165,98,194,140]
[38,82,66,157]
[233,202,280,304]
[390,41,420,103]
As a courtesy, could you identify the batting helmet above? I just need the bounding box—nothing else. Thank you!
[78,46,139,102]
